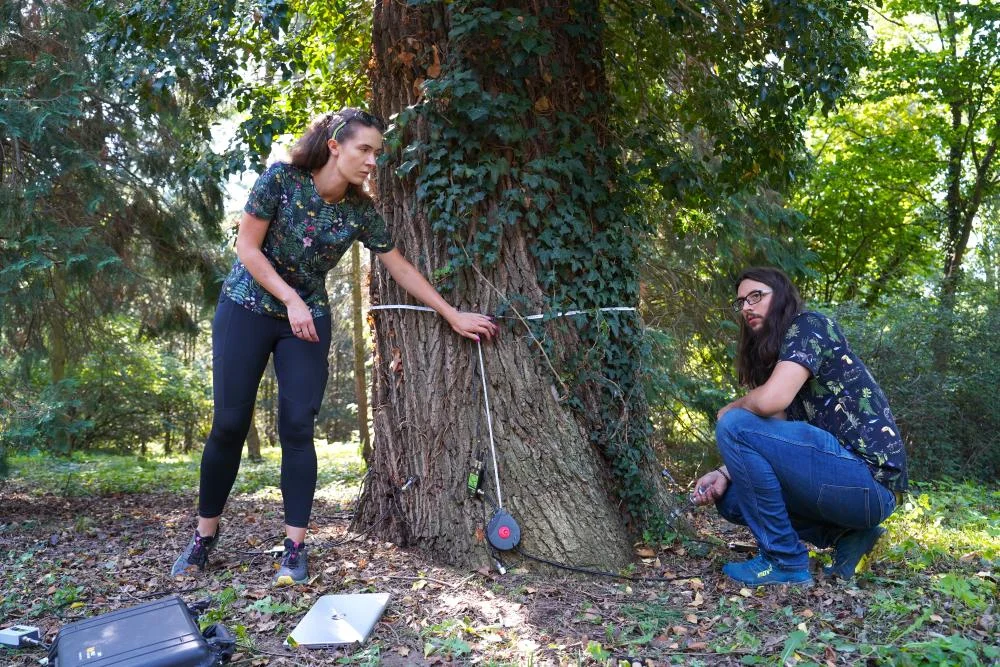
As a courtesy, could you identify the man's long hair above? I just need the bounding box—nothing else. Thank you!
[735,267,804,388]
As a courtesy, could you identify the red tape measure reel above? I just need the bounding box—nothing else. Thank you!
[486,509,521,551]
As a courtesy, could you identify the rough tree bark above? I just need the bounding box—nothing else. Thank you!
[355,0,679,570]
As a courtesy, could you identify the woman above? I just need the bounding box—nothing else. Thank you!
[692,267,907,586]
[172,108,498,585]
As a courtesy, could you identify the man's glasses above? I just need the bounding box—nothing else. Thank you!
[731,289,772,313]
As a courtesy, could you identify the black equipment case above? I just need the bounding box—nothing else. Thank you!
[48,594,229,667]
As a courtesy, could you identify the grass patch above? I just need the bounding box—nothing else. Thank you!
[881,481,999,571]
[3,440,365,501]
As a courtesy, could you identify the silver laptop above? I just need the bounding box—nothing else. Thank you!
[286,593,390,648]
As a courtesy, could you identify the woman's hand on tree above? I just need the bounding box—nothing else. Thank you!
[447,312,499,342]
[690,469,728,506]
[286,297,319,342]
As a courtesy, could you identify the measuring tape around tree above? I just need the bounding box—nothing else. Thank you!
[368,304,638,554]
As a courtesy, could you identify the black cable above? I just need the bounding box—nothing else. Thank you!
[515,546,707,583]
[309,507,392,549]
[18,636,51,651]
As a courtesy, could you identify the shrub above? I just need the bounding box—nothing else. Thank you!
[0,323,211,474]
[835,298,1000,482]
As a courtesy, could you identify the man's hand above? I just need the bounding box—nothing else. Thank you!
[690,469,729,506]
[717,398,744,421]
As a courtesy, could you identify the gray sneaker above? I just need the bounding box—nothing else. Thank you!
[273,538,308,586]
[171,527,220,576]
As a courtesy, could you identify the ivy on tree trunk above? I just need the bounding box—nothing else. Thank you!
[354,0,683,569]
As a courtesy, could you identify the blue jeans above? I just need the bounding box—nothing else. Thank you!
[714,408,897,569]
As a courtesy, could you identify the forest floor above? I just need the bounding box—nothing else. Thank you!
[0,443,996,666]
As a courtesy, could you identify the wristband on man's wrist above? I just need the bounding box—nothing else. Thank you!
[717,466,731,482]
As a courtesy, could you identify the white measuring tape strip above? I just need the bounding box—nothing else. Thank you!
[368,304,637,319]
[475,339,503,509]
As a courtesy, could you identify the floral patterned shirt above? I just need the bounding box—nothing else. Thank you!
[780,311,908,491]
[222,162,394,319]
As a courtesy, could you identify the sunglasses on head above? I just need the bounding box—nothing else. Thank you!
[328,109,385,140]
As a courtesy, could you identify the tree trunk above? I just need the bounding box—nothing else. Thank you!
[355,0,679,571]
[934,97,997,370]
[48,269,68,384]
[351,241,372,459]
[246,408,263,462]
[261,362,277,447]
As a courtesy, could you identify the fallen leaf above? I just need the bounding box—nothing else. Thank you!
[739,588,752,597]
[635,545,656,558]
[534,96,552,113]
[687,641,708,650]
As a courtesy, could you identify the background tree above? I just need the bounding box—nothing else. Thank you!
[863,1,1000,367]
[0,0,256,460]
[606,0,871,466]
[0,0,371,466]
[792,97,941,304]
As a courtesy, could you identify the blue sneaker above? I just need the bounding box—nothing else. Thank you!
[723,554,813,587]
[824,526,886,579]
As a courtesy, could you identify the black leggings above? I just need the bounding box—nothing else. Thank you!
[197,296,332,528]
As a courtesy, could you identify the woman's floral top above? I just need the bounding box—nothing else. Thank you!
[780,311,909,491]
[222,162,393,319]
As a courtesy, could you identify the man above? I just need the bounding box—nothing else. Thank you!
[692,267,907,586]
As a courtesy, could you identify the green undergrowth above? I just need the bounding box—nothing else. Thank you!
[417,480,998,666]
[2,441,364,500]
